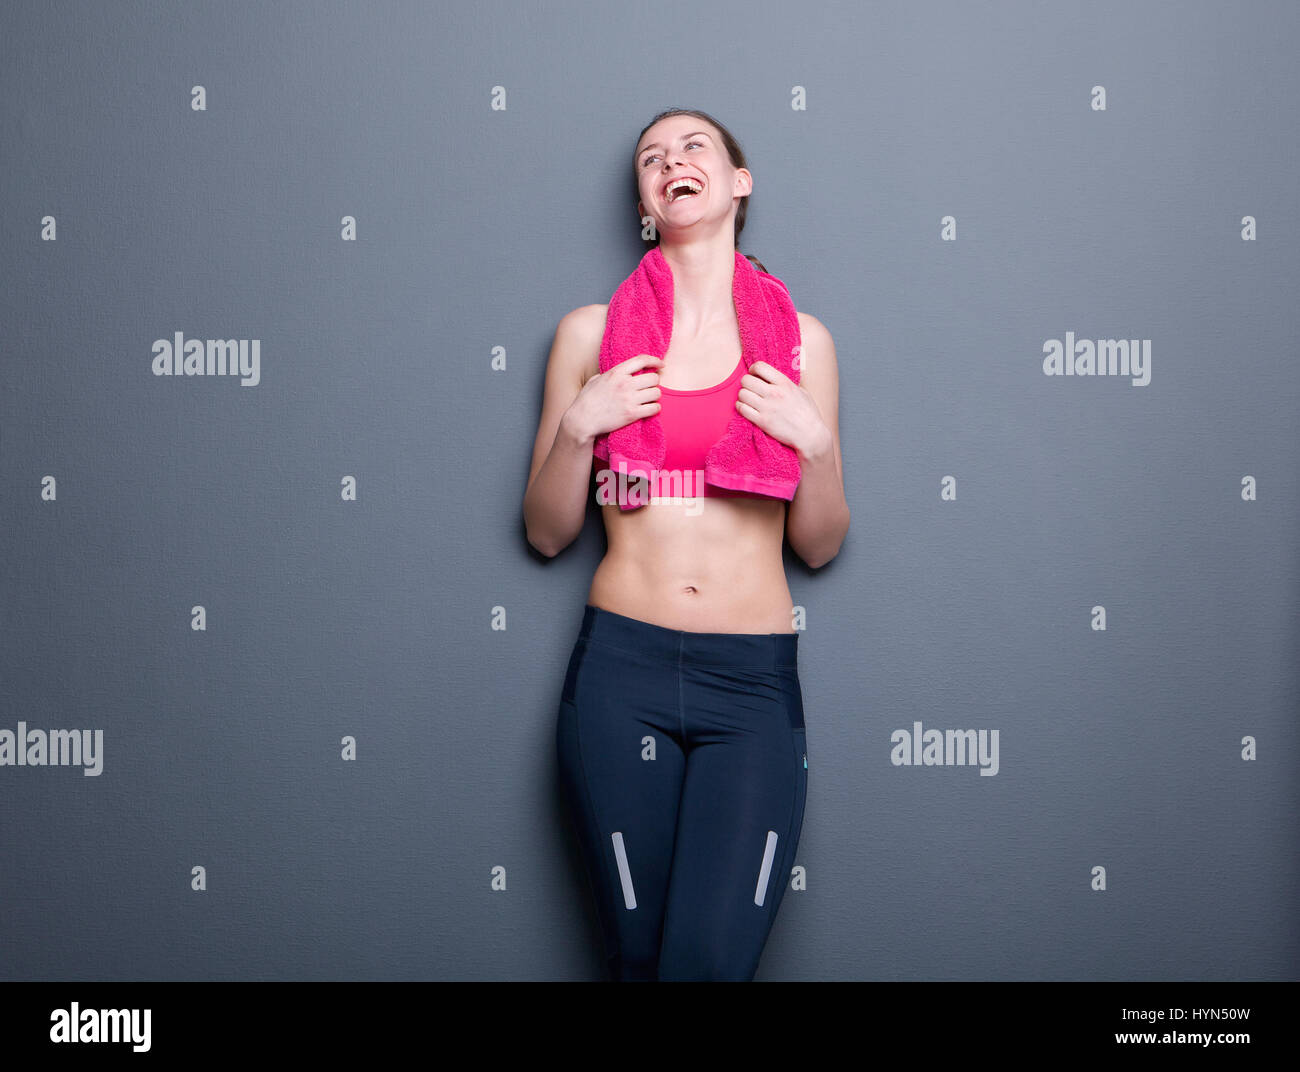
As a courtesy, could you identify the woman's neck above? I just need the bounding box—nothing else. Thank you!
[659,239,738,335]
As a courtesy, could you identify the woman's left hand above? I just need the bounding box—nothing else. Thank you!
[735,361,831,458]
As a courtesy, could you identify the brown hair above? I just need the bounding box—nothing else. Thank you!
[634,108,768,274]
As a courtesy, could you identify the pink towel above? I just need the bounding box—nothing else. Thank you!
[592,246,802,510]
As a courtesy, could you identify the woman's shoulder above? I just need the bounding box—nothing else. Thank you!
[561,303,609,335]
[793,311,838,390]
[556,304,608,387]
[795,310,832,342]
[795,311,837,356]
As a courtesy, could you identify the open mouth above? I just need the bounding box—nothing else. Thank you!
[664,177,703,202]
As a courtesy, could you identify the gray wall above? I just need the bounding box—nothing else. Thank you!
[2,0,1296,980]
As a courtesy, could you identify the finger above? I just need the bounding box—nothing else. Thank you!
[749,360,790,385]
[623,353,665,374]
[739,375,768,398]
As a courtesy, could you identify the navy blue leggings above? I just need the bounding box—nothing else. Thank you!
[556,604,808,981]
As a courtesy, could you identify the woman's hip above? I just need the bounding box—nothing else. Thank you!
[559,604,804,737]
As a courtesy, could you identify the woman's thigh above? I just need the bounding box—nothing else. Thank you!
[657,662,808,982]
[555,636,686,979]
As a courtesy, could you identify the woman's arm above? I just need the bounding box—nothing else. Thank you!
[523,307,602,557]
[785,313,850,569]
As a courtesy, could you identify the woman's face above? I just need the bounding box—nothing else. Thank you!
[634,117,750,238]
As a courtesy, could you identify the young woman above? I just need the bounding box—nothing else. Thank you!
[524,108,849,981]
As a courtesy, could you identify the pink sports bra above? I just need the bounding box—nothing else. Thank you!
[593,357,761,499]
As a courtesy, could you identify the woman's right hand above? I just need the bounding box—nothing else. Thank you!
[562,353,664,442]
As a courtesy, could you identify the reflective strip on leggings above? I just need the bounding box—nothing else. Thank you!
[611,831,637,909]
[754,830,779,907]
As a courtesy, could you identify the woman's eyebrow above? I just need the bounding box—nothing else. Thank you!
[638,131,712,158]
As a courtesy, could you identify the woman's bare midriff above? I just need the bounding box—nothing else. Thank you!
[587,494,794,634]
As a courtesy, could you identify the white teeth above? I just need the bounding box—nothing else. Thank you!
[666,178,702,201]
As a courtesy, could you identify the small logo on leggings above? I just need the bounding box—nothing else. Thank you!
[803,754,807,768]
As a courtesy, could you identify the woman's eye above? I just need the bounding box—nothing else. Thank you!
[643,141,703,167]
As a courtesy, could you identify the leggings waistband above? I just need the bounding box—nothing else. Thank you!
[579,604,798,669]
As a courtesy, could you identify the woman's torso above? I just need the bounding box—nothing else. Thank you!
[582,303,796,635]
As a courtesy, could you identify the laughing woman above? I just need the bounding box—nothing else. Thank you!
[524,108,849,981]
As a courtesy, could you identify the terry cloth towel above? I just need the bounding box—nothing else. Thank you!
[592,246,803,510]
